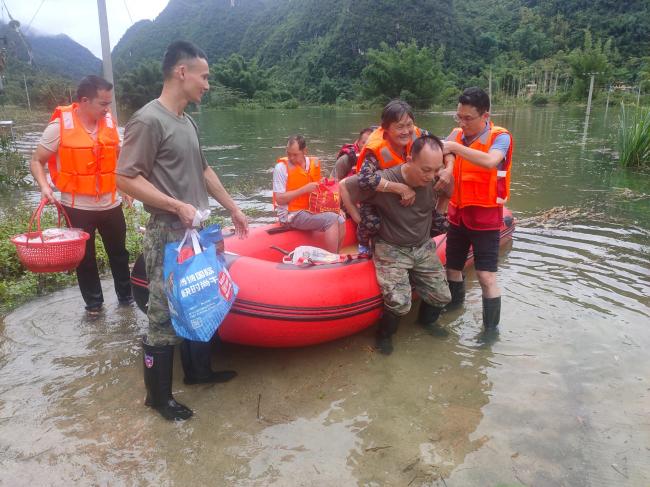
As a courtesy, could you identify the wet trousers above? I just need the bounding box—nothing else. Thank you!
[63,204,131,310]
[373,238,451,316]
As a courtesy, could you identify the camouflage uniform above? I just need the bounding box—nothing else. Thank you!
[373,238,451,316]
[143,214,186,346]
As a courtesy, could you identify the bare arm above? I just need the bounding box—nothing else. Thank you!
[443,141,504,169]
[30,145,56,203]
[339,177,361,224]
[203,166,249,238]
[274,181,319,206]
[116,173,197,228]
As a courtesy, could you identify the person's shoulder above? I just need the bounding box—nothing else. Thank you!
[273,161,287,173]
[129,100,164,124]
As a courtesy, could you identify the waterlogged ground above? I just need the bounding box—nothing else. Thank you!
[1,106,649,485]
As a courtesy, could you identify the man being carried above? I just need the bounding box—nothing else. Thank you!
[273,135,345,253]
[442,87,513,334]
[30,75,132,314]
[341,135,452,355]
[116,41,249,421]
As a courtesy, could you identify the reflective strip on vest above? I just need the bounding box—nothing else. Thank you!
[497,170,507,177]
[62,111,74,130]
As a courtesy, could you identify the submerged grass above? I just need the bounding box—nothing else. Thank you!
[618,102,650,168]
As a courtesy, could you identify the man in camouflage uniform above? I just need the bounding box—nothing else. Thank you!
[116,41,248,421]
[341,135,452,355]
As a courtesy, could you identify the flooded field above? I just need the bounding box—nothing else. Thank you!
[1,106,649,486]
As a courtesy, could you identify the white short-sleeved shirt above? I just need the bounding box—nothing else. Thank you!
[272,157,317,223]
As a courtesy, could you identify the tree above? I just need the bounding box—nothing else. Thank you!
[117,61,163,111]
[566,30,612,100]
[361,41,448,108]
[212,54,269,99]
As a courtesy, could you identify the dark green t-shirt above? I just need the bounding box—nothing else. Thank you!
[345,165,436,247]
[116,100,209,216]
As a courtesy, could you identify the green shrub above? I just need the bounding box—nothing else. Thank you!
[530,94,549,106]
[618,102,650,168]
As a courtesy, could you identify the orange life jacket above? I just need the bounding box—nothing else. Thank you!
[47,103,120,206]
[450,122,513,209]
[355,126,423,172]
[273,156,321,212]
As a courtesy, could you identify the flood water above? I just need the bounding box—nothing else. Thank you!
[1,106,649,486]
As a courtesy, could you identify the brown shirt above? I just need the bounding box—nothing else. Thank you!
[345,165,437,247]
[116,100,209,216]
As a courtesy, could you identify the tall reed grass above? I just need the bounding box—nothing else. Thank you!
[618,102,650,168]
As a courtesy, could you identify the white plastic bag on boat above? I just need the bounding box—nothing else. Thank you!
[283,246,345,266]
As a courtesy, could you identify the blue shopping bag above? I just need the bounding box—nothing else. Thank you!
[163,228,238,342]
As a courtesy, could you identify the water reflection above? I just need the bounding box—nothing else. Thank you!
[2,106,650,485]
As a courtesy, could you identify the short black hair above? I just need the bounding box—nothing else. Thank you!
[381,99,414,129]
[458,87,490,114]
[357,127,373,140]
[162,40,208,80]
[287,134,306,150]
[76,75,112,101]
[411,134,443,160]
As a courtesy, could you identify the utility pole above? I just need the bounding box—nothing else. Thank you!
[97,0,118,122]
[585,73,596,117]
[23,74,31,111]
[488,66,492,102]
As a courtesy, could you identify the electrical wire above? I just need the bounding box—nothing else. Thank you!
[122,0,133,24]
[25,0,47,34]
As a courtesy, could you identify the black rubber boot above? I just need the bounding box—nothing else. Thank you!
[180,340,237,385]
[375,309,401,355]
[142,342,193,421]
[418,301,448,337]
[448,279,466,308]
[482,296,501,329]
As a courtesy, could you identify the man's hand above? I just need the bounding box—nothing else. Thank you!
[304,182,320,193]
[393,182,416,207]
[443,140,460,154]
[434,165,454,195]
[41,185,56,204]
[231,207,249,238]
[176,202,198,228]
[122,194,134,208]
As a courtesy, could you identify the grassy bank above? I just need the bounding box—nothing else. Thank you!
[0,204,148,315]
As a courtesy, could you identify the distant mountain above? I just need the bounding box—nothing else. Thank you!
[112,0,650,82]
[0,22,101,81]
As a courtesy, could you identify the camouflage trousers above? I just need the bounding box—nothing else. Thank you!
[143,215,187,346]
[373,238,451,316]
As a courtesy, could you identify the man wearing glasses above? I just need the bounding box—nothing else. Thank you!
[442,87,513,335]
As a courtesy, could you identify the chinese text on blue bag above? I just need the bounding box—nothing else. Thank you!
[163,227,238,342]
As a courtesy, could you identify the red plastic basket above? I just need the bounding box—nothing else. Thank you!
[10,198,90,273]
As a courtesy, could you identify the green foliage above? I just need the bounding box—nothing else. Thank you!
[530,94,549,106]
[0,204,148,314]
[0,137,30,188]
[212,54,270,99]
[566,30,612,100]
[618,103,650,168]
[361,41,449,108]
[117,61,164,111]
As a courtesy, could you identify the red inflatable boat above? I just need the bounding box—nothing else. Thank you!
[146,210,514,347]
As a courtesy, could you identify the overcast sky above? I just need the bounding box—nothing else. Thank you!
[3,0,169,58]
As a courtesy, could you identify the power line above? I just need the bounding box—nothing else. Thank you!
[122,0,133,24]
[25,0,47,34]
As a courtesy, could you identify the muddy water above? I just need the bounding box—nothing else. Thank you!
[1,106,649,486]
